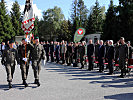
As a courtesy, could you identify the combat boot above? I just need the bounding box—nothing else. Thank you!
[23,80,28,87]
[36,79,40,87]
[8,82,12,89]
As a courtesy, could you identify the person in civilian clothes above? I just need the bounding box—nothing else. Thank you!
[107,40,115,75]
[79,42,85,69]
[87,39,94,71]
[50,41,54,62]
[98,40,105,72]
[55,42,60,63]
[46,41,50,62]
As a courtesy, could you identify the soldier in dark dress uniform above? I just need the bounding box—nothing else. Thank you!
[79,42,85,69]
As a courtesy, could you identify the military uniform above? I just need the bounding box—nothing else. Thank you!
[30,40,45,86]
[1,41,18,88]
[18,42,32,87]
[119,44,128,77]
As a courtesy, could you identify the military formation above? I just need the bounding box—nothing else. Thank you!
[0,37,133,89]
[0,37,46,89]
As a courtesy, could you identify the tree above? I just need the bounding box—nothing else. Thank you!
[57,20,72,42]
[118,0,133,42]
[42,6,64,41]
[77,0,88,27]
[86,0,105,35]
[10,0,24,36]
[0,0,15,42]
[102,0,119,41]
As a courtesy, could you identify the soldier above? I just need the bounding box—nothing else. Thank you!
[127,41,133,59]
[1,40,18,89]
[98,40,105,72]
[118,37,128,78]
[107,40,115,75]
[87,39,94,71]
[105,40,110,69]
[50,41,54,62]
[30,37,46,86]
[18,38,32,87]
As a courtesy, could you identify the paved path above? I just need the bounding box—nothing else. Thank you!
[0,60,133,100]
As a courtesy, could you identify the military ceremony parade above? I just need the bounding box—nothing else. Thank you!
[0,0,133,100]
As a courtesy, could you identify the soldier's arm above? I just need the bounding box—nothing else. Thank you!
[41,45,46,60]
[15,49,20,64]
[1,50,6,65]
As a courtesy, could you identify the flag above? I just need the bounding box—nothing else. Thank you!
[22,0,35,35]
[74,28,86,43]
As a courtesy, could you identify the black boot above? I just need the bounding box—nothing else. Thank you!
[8,82,12,89]
[34,79,38,84]
[36,79,40,87]
[23,80,28,87]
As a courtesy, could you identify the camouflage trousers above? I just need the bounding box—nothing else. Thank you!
[32,60,41,80]
[5,64,15,82]
[20,63,29,80]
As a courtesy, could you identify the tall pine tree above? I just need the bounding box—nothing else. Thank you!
[10,1,24,36]
[0,0,15,42]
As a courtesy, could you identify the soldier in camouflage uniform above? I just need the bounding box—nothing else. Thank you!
[118,37,128,78]
[30,37,46,87]
[18,38,32,87]
[1,40,18,89]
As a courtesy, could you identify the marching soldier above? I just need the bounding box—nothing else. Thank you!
[118,37,128,78]
[30,37,46,86]
[1,40,18,89]
[18,38,32,87]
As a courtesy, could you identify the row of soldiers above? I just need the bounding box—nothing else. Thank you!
[42,37,132,78]
[1,37,46,89]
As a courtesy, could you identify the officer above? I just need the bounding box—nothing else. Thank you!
[1,40,18,89]
[87,39,94,71]
[30,37,46,86]
[118,37,128,78]
[18,38,32,87]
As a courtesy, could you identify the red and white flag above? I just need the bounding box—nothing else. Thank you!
[22,0,35,35]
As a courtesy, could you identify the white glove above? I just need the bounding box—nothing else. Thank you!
[30,61,32,64]
[17,64,20,67]
[42,59,46,66]
[25,38,30,43]
[22,58,27,62]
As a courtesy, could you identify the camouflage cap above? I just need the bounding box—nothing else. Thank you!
[34,36,39,40]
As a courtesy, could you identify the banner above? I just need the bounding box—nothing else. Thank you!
[74,28,86,43]
[22,0,35,34]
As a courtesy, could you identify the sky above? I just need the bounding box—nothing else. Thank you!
[5,0,119,20]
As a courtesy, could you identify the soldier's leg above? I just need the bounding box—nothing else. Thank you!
[11,65,15,79]
[26,64,29,78]
[20,64,28,87]
[5,65,12,88]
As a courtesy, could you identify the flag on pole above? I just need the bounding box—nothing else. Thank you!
[22,0,35,35]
